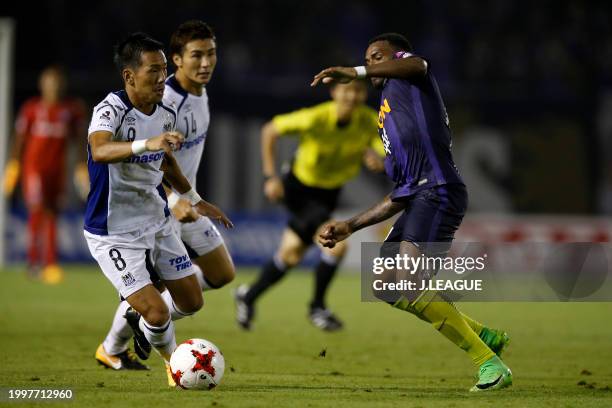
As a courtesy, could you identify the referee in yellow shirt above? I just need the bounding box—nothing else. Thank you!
[235,80,385,331]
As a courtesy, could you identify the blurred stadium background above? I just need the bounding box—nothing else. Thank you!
[2,0,612,268]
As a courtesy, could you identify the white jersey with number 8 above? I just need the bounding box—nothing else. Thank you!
[85,90,177,236]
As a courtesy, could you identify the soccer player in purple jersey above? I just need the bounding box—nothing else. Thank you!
[312,33,512,392]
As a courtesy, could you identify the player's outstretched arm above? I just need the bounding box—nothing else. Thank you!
[89,131,184,163]
[319,194,405,248]
[361,56,427,80]
[311,57,427,87]
[161,154,233,229]
[311,67,358,86]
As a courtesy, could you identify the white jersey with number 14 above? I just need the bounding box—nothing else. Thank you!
[163,75,210,187]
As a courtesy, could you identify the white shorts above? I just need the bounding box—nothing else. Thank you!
[84,217,195,298]
[174,216,225,257]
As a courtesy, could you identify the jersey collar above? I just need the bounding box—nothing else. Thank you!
[165,74,188,97]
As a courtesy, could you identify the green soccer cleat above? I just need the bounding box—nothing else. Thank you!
[479,328,510,357]
[470,356,513,392]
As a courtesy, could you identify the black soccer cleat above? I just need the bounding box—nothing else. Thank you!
[309,307,344,332]
[234,284,255,331]
[123,307,152,360]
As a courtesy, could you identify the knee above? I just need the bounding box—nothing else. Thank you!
[278,247,303,268]
[216,263,236,287]
[181,292,204,314]
[142,304,170,327]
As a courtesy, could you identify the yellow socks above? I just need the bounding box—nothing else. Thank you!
[460,312,484,336]
[393,291,494,366]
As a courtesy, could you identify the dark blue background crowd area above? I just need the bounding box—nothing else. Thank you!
[3,0,612,214]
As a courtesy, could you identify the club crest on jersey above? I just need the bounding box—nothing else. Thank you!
[163,121,173,131]
[121,272,136,287]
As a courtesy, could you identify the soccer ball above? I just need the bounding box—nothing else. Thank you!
[170,338,225,390]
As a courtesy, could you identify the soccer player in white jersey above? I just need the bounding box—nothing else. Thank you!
[162,20,235,290]
[87,33,232,384]
[95,22,235,374]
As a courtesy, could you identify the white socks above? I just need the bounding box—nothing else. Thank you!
[102,300,132,355]
[138,316,176,361]
[160,289,194,320]
[103,284,203,357]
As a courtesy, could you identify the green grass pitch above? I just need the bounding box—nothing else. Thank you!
[1,266,611,407]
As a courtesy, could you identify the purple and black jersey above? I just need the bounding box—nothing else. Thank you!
[377,51,464,201]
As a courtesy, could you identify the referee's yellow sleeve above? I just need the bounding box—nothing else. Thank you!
[370,134,386,157]
[272,105,323,135]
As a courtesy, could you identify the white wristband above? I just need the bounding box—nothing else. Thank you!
[167,192,180,209]
[181,188,202,206]
[354,66,367,79]
[131,139,147,155]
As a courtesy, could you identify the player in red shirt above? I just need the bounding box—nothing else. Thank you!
[3,65,88,283]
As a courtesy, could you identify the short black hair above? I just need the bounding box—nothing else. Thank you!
[368,33,413,52]
[113,32,164,72]
[169,20,215,60]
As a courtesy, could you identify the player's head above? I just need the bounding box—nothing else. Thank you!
[365,33,413,89]
[114,33,167,103]
[330,80,367,113]
[169,20,217,86]
[39,65,66,103]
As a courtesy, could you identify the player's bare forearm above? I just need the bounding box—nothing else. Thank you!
[311,57,427,87]
[89,143,134,162]
[90,131,183,163]
[161,153,191,194]
[89,131,137,163]
[319,196,404,248]
[363,56,427,80]
[261,121,280,178]
[346,194,406,233]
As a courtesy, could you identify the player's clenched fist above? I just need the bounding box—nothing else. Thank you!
[171,198,200,223]
[318,220,352,248]
[146,131,184,153]
[194,200,234,229]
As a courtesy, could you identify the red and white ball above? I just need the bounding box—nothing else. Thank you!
[170,338,225,390]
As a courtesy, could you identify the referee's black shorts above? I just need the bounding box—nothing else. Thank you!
[282,171,341,245]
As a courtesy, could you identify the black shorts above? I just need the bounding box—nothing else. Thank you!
[282,171,341,244]
[385,184,468,255]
